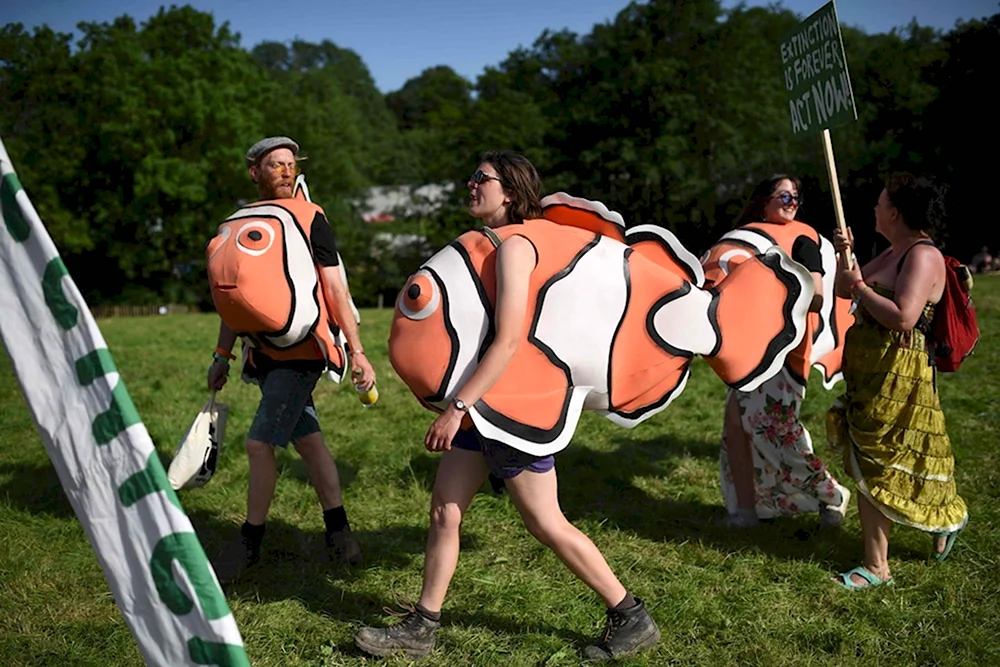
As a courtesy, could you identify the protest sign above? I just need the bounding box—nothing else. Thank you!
[780,0,857,136]
[780,1,857,265]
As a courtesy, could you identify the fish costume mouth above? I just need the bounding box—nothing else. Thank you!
[389,194,814,457]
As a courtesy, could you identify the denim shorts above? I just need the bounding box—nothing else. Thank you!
[246,363,323,448]
[451,427,555,479]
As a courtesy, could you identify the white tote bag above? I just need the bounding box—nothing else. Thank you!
[168,392,229,491]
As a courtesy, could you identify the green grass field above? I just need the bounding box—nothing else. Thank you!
[1,276,998,667]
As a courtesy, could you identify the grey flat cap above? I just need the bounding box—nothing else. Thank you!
[245,136,299,167]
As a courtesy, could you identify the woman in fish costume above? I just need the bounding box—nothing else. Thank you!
[355,152,814,662]
[701,174,854,529]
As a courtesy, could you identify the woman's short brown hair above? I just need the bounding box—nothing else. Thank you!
[884,172,945,232]
[481,150,543,224]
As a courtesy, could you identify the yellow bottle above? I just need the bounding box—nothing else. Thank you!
[355,381,379,408]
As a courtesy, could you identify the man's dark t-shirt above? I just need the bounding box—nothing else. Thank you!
[310,212,340,267]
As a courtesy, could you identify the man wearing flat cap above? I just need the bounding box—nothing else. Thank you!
[207,136,375,583]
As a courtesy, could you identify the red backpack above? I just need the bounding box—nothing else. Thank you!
[902,241,980,372]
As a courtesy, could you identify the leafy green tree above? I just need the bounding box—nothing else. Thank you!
[0,24,90,252]
[923,14,1000,259]
[3,0,997,307]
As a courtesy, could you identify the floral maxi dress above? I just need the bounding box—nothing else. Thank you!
[720,368,848,518]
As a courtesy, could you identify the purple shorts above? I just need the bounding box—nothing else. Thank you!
[451,428,555,479]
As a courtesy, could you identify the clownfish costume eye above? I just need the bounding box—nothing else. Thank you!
[236,221,275,256]
[398,270,440,320]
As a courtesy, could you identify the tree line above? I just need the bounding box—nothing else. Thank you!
[1,1,997,308]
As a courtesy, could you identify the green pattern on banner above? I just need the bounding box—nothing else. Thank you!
[74,348,142,444]
[1,135,249,665]
[188,637,252,667]
[1,172,29,242]
[76,348,119,385]
[119,451,183,511]
[151,533,231,621]
[43,257,80,330]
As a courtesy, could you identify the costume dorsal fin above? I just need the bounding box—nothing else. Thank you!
[541,192,626,242]
[293,174,310,202]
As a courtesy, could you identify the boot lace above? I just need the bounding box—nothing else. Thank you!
[382,592,423,629]
[600,609,626,645]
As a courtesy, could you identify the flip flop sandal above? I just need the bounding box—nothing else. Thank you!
[832,566,894,590]
[932,527,963,563]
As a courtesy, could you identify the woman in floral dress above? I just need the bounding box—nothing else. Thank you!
[706,175,851,528]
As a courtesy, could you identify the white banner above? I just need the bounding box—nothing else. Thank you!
[0,137,249,666]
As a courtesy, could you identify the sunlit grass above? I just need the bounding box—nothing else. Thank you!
[1,275,998,666]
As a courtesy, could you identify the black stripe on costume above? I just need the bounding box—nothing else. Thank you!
[610,367,690,422]
[645,282,698,359]
[813,309,825,345]
[606,248,632,409]
[728,252,804,389]
[450,240,496,363]
[422,265,460,404]
[705,285,723,358]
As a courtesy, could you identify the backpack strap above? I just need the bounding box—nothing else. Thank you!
[481,226,503,249]
[896,239,936,274]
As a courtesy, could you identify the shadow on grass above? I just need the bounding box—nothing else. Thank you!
[184,507,585,657]
[553,435,875,568]
[0,462,76,518]
[396,434,873,569]
[275,454,360,491]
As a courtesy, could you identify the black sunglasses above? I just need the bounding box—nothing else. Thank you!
[470,169,502,185]
[774,191,802,206]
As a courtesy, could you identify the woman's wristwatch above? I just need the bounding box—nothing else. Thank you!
[452,398,469,412]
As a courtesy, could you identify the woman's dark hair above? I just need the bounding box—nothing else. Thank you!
[884,172,945,233]
[481,150,543,223]
[735,174,802,227]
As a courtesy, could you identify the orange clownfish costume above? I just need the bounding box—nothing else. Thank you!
[389,194,816,457]
[206,176,348,382]
[701,221,854,389]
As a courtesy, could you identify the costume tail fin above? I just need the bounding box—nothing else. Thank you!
[703,246,813,390]
[645,246,812,392]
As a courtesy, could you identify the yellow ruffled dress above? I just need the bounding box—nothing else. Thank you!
[828,286,968,533]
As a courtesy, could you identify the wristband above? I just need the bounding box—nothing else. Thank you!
[215,347,236,360]
[212,351,231,367]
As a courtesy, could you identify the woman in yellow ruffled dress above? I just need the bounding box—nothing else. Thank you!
[829,173,968,589]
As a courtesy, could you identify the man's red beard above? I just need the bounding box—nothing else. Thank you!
[259,176,294,200]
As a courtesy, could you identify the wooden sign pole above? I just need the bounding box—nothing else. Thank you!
[821,128,853,269]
